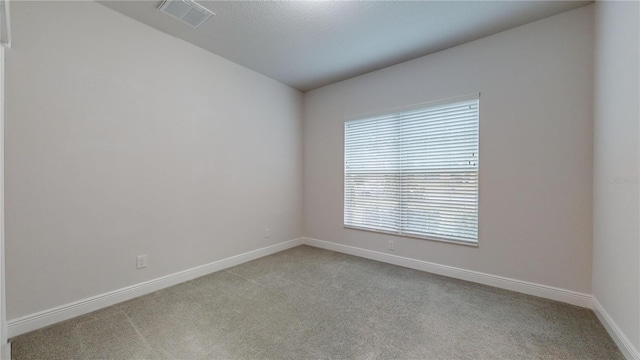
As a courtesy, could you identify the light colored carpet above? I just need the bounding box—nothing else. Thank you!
[11,245,623,359]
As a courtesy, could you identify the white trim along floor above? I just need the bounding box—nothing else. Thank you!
[7,237,636,359]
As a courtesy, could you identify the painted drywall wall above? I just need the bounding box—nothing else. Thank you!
[593,0,640,353]
[304,6,594,294]
[5,1,303,320]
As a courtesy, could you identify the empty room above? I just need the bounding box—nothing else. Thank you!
[0,0,637,359]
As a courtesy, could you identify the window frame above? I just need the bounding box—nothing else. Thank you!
[343,93,480,247]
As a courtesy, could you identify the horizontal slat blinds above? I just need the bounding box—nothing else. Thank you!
[344,96,479,244]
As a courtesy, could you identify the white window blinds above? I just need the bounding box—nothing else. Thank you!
[344,95,479,244]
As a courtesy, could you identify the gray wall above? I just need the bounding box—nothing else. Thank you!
[5,1,304,320]
[303,6,594,294]
[9,5,637,352]
[593,0,640,353]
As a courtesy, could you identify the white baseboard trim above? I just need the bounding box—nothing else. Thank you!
[1,342,9,360]
[5,236,608,349]
[593,298,640,360]
[7,238,305,338]
[302,237,593,308]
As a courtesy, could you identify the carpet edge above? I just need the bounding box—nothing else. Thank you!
[7,237,305,338]
[302,237,593,308]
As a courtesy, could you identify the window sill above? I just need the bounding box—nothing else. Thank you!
[343,225,478,247]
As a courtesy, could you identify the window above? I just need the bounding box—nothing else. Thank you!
[344,95,479,245]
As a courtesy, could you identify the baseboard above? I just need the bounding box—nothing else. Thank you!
[1,342,9,360]
[302,237,593,308]
[4,236,603,345]
[7,238,305,338]
[593,298,640,360]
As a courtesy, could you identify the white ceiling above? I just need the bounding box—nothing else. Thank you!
[98,0,591,92]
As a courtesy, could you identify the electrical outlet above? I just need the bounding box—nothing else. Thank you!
[388,241,395,251]
[264,228,271,239]
[136,255,147,269]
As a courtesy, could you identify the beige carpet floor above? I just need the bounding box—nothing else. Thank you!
[11,245,623,359]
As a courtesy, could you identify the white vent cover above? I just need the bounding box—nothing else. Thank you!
[159,0,214,29]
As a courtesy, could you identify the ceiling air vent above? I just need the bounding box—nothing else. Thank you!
[159,0,214,29]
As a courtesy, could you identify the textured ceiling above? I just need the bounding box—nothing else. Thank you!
[98,1,591,92]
